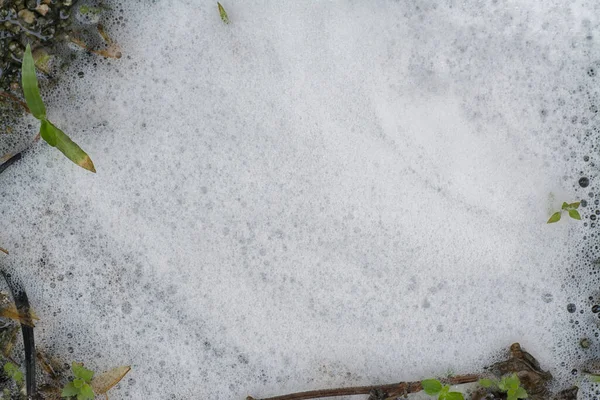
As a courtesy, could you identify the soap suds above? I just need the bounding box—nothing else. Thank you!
[1,1,600,398]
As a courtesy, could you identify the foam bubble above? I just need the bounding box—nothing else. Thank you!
[2,0,600,398]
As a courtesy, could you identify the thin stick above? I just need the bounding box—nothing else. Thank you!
[0,91,30,113]
[247,374,480,400]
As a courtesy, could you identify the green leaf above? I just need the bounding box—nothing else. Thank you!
[43,121,96,172]
[568,209,581,220]
[445,392,464,400]
[61,381,79,397]
[514,386,528,399]
[588,374,600,383]
[217,2,229,24]
[3,362,22,384]
[478,378,495,388]
[77,383,95,400]
[40,119,57,147]
[421,379,443,395]
[561,202,569,210]
[21,44,46,120]
[72,362,94,383]
[547,212,561,223]
[506,374,520,389]
[570,201,581,209]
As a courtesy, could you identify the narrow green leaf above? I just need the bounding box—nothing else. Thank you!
[44,121,96,173]
[547,212,561,224]
[217,2,229,24]
[588,374,600,383]
[21,44,46,120]
[72,362,94,383]
[61,381,79,397]
[568,209,581,220]
[421,379,442,395]
[40,119,57,147]
[478,378,495,388]
[570,201,581,209]
[561,202,569,210]
[514,386,528,399]
[445,392,465,400]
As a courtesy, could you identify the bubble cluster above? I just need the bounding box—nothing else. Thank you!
[2,1,600,399]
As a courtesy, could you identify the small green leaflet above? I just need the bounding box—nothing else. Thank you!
[72,362,94,383]
[21,44,46,120]
[3,362,23,384]
[421,379,443,395]
[218,2,229,24]
[61,381,79,397]
[442,392,464,400]
[547,212,561,224]
[568,209,581,220]
[478,378,495,388]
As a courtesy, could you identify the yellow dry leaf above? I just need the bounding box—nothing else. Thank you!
[91,366,131,394]
[0,303,39,327]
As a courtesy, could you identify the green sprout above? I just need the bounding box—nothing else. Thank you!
[21,44,96,173]
[62,362,95,400]
[547,201,581,223]
[3,362,22,384]
[217,2,230,24]
[479,374,528,400]
[421,379,464,400]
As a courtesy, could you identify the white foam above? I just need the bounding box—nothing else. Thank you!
[1,0,599,398]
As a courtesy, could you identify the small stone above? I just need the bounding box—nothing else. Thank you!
[18,9,35,24]
[580,338,591,348]
[35,4,49,16]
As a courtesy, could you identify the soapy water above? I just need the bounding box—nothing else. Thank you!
[2,0,600,398]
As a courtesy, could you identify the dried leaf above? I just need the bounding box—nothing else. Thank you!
[0,303,39,327]
[91,366,131,394]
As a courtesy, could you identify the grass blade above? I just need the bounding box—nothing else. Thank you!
[42,120,96,173]
[218,2,229,24]
[21,44,46,120]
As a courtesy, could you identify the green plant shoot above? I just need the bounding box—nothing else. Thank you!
[62,362,95,400]
[21,44,96,173]
[3,362,23,384]
[547,201,580,223]
[218,2,229,24]
[421,379,464,400]
[480,374,528,400]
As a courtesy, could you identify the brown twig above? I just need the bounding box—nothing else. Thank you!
[0,91,30,114]
[247,374,481,400]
